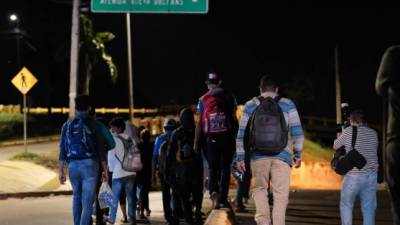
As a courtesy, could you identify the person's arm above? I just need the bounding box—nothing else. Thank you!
[194,100,203,152]
[58,122,68,184]
[231,94,239,134]
[99,122,115,151]
[194,114,202,152]
[333,128,349,150]
[91,120,108,182]
[287,100,304,168]
[235,101,255,173]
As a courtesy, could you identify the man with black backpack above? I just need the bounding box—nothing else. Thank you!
[235,75,304,225]
[58,95,108,225]
[167,108,204,225]
[194,73,238,209]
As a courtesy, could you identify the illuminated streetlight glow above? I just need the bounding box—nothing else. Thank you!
[10,14,18,21]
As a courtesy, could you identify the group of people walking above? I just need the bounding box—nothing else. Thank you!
[58,95,153,225]
[58,71,387,225]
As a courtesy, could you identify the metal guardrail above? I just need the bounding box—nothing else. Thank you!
[0,104,380,136]
[0,105,158,114]
[0,104,21,113]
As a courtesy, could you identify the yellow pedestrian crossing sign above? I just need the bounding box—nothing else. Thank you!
[11,67,38,94]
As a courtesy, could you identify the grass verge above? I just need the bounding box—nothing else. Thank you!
[10,151,59,171]
[302,139,334,162]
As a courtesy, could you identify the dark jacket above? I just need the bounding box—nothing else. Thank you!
[166,108,202,186]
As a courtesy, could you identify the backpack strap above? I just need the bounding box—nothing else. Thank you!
[351,126,357,150]
[114,134,128,163]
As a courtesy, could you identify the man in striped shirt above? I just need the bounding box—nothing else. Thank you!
[334,110,379,225]
[235,75,304,225]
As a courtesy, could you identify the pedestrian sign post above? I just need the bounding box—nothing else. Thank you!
[11,67,38,94]
[11,67,38,152]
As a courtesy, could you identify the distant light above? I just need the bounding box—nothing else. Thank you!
[9,14,18,21]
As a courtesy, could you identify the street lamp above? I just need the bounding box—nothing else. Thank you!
[9,14,18,22]
[9,13,20,69]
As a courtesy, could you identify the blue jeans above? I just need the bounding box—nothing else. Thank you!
[109,176,136,223]
[340,171,377,225]
[68,158,99,225]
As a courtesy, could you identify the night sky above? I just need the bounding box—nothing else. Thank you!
[1,1,400,123]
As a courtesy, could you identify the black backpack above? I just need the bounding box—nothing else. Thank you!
[158,134,170,177]
[248,96,288,154]
[175,128,198,164]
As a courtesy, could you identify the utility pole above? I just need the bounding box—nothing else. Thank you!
[126,13,134,122]
[335,46,342,130]
[69,0,80,118]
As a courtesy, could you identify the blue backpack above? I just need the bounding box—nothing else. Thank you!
[66,118,96,160]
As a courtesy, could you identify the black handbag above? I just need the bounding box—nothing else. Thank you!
[331,126,367,175]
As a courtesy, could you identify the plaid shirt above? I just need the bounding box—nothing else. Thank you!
[235,92,304,165]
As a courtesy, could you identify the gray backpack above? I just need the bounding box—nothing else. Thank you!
[115,135,143,172]
[248,96,288,154]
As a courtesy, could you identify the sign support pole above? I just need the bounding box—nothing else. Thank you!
[126,13,134,122]
[23,93,27,152]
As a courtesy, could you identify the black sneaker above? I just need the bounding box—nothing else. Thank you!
[235,205,248,213]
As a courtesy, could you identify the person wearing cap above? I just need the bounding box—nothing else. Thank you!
[153,118,178,224]
[194,73,238,209]
[334,109,379,225]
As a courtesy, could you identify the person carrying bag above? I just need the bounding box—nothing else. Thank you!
[331,126,366,175]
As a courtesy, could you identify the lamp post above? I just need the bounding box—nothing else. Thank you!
[10,13,27,152]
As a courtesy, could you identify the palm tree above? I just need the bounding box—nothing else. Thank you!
[79,14,118,95]
[67,0,117,117]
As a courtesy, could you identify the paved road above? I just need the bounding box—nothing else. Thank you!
[236,190,394,225]
[0,141,58,161]
[0,191,169,225]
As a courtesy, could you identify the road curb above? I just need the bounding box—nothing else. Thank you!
[0,136,60,148]
[0,190,72,200]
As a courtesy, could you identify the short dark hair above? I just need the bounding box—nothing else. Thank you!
[259,75,278,92]
[350,109,364,124]
[75,95,91,111]
[109,117,126,132]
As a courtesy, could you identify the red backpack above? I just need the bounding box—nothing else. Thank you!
[201,91,230,136]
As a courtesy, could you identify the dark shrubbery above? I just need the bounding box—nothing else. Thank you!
[0,112,66,141]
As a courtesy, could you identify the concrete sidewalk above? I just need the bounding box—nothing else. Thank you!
[0,159,72,199]
[0,141,72,197]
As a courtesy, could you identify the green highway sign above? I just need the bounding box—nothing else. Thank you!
[91,0,208,14]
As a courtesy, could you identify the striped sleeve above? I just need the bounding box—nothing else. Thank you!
[287,100,304,159]
[235,99,258,160]
[333,127,350,150]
